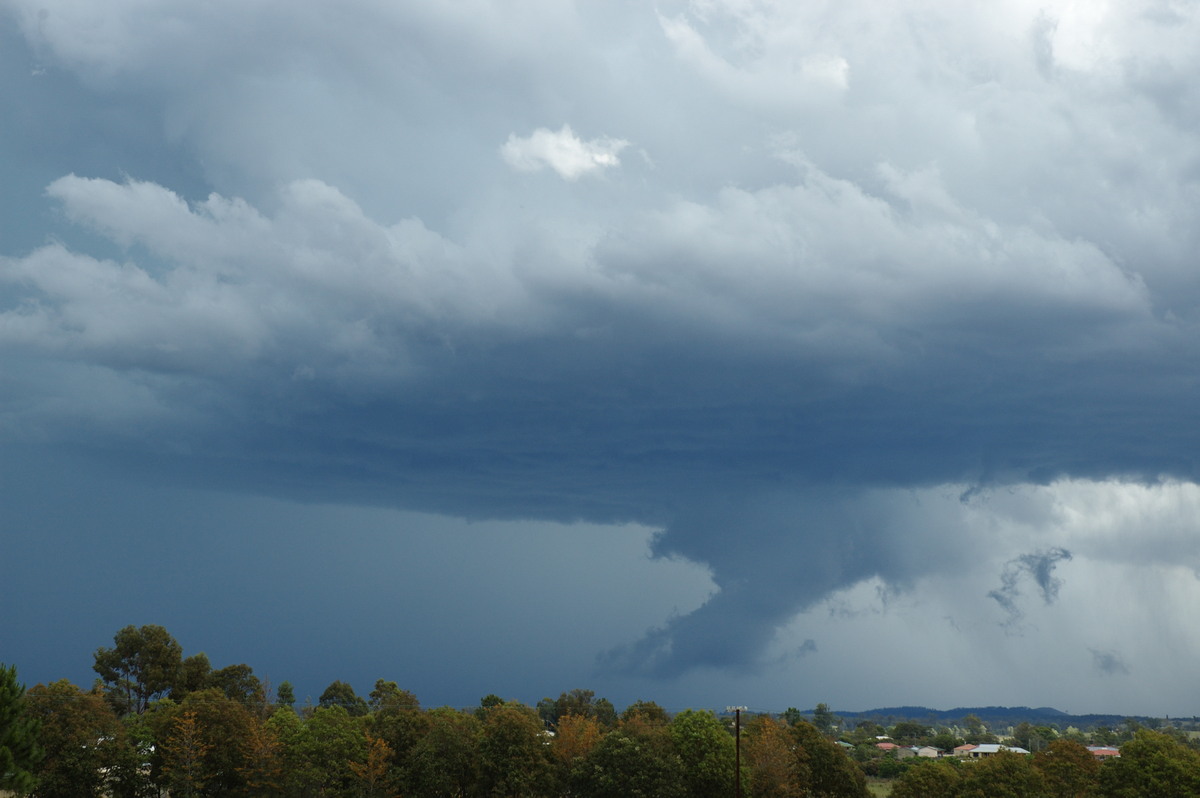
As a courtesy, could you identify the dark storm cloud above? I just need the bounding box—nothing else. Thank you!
[4,0,1200,691]
[1090,649,1130,677]
[988,548,1073,627]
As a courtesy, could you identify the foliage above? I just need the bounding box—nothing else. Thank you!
[539,689,617,730]
[1033,739,1100,798]
[369,680,421,715]
[670,709,737,798]
[790,719,869,798]
[26,680,127,798]
[957,750,1047,798]
[49,626,1200,798]
[289,705,368,797]
[812,703,840,736]
[162,710,211,798]
[552,713,604,766]
[0,663,41,796]
[929,731,963,752]
[93,625,184,715]
[407,707,481,798]
[889,721,929,744]
[172,653,212,702]
[237,711,285,798]
[743,715,807,798]
[888,758,962,798]
[319,680,369,717]
[208,664,265,708]
[1096,729,1200,798]
[570,729,685,798]
[275,681,295,709]
[621,700,669,726]
[369,687,431,791]
[477,702,553,798]
[350,733,400,798]
[154,688,258,797]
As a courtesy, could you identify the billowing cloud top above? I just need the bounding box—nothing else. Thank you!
[501,125,629,179]
[3,0,1200,692]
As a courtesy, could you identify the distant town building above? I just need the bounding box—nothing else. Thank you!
[1088,746,1121,760]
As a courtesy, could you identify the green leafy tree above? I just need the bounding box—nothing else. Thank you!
[369,680,420,714]
[620,701,669,728]
[812,704,839,736]
[111,711,157,798]
[208,664,265,708]
[264,707,306,797]
[570,729,686,798]
[152,688,258,797]
[171,653,212,702]
[888,758,962,798]
[1033,739,1099,798]
[1013,721,1057,752]
[670,709,736,798]
[26,680,127,798]
[318,680,368,717]
[957,750,1047,798]
[290,705,369,797]
[1097,728,1200,798]
[848,720,883,744]
[93,625,183,715]
[889,721,929,744]
[477,702,553,797]
[0,663,42,795]
[929,731,962,752]
[407,707,481,798]
[368,683,429,792]
[790,719,869,798]
[275,681,295,709]
[542,690,617,730]
[961,713,997,744]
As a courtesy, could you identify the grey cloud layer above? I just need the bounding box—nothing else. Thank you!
[4,0,1200,678]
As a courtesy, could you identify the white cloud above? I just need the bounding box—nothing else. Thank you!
[500,125,629,180]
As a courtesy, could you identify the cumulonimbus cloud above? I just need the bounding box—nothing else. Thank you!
[5,0,1200,690]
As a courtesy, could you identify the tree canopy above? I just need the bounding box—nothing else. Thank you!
[0,663,41,795]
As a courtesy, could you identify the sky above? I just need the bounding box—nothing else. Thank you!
[3,0,1200,718]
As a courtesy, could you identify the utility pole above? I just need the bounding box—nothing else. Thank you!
[727,706,747,798]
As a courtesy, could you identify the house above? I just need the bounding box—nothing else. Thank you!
[953,744,977,757]
[961,743,1030,758]
[915,745,943,758]
[1088,746,1121,760]
[875,742,900,752]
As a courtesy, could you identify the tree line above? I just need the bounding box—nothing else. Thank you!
[1,625,867,798]
[3,624,1200,797]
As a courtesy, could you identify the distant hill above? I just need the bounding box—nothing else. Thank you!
[831,705,1160,730]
